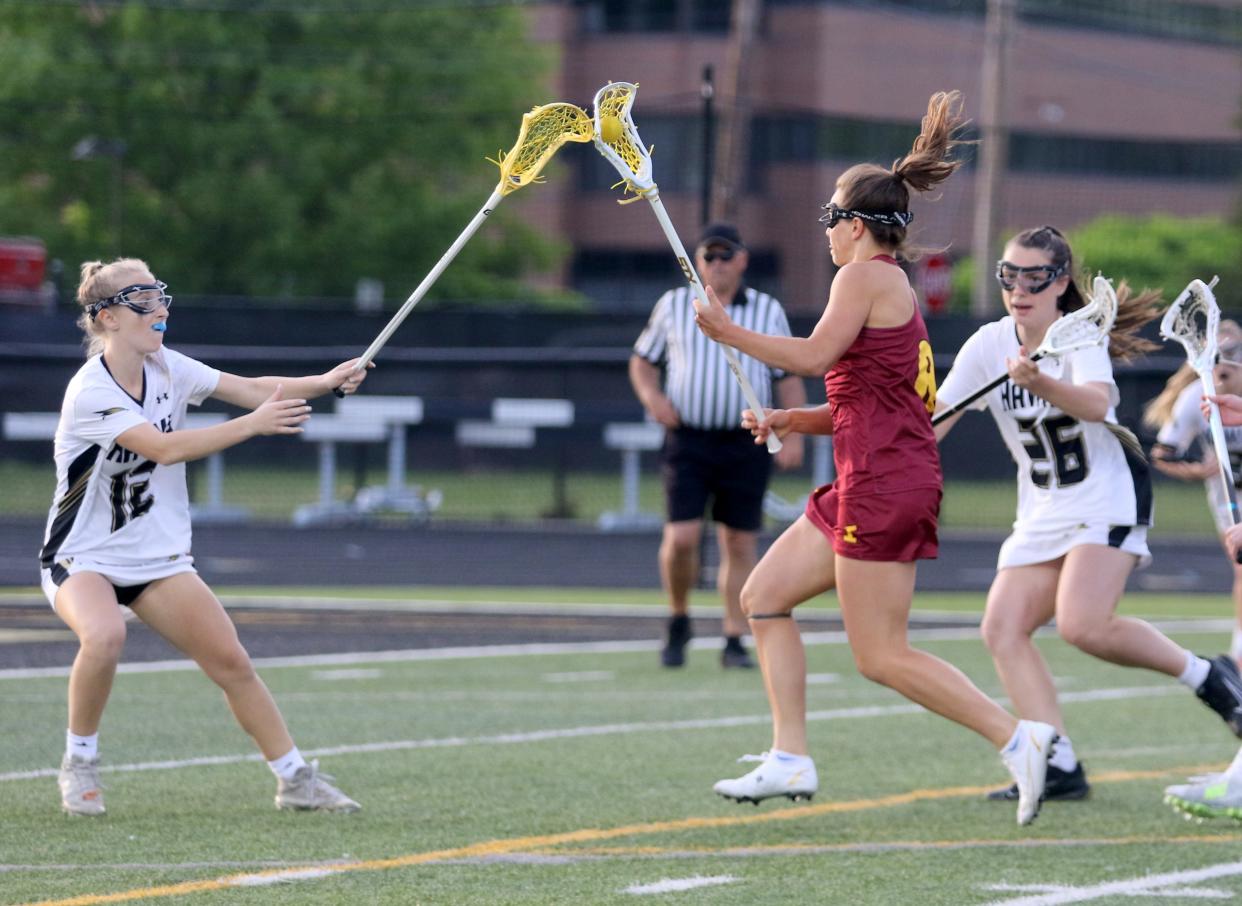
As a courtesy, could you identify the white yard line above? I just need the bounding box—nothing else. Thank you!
[0,684,1180,783]
[624,875,739,895]
[983,859,1242,904]
[225,867,342,887]
[542,671,615,683]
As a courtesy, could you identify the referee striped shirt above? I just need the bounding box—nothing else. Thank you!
[633,285,792,430]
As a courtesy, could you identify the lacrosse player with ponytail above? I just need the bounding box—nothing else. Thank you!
[1144,322,1242,669]
[44,257,365,817]
[695,91,1056,828]
[1163,384,1242,822]
[935,228,1242,808]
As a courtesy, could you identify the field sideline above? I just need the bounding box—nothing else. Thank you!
[2,589,1242,904]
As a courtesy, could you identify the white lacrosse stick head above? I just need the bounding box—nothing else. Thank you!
[1035,274,1118,358]
[592,81,656,198]
[1160,278,1221,374]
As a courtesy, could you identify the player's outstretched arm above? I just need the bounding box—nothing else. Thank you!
[213,359,371,410]
[115,385,310,465]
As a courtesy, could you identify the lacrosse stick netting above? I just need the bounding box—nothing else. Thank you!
[933,275,1118,426]
[1160,276,1237,527]
[592,81,781,453]
[336,103,594,394]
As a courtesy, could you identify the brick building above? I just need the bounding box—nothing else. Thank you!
[518,0,1240,312]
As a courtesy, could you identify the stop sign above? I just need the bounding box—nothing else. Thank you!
[919,253,951,314]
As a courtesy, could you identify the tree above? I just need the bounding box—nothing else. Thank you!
[0,0,576,307]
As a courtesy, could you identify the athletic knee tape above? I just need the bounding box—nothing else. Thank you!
[748,612,792,620]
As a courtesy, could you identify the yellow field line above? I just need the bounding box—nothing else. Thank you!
[15,762,1232,906]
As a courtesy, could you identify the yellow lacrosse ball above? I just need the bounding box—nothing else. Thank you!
[600,114,623,144]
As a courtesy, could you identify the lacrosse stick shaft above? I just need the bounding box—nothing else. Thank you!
[334,188,504,396]
[644,191,781,454]
[1198,368,1242,530]
[931,352,1046,426]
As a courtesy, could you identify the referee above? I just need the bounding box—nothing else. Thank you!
[629,222,806,669]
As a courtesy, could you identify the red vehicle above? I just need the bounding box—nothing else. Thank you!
[0,238,50,306]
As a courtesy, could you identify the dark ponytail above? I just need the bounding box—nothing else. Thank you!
[835,90,969,257]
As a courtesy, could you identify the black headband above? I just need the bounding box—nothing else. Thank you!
[819,202,913,228]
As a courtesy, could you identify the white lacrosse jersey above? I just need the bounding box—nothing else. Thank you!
[1157,381,1242,528]
[938,317,1151,532]
[39,348,221,578]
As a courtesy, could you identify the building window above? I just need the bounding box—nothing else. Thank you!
[573,249,782,312]
[576,0,733,33]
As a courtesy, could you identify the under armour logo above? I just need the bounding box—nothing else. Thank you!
[842,524,859,544]
[156,392,170,403]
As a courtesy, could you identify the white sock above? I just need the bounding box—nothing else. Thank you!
[1000,722,1027,754]
[768,748,812,764]
[1048,735,1077,772]
[1223,747,1242,781]
[267,746,307,781]
[1231,628,1242,664]
[1178,651,1211,691]
[66,731,98,761]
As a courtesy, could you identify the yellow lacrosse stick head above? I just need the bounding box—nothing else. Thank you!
[492,102,594,197]
[592,81,655,197]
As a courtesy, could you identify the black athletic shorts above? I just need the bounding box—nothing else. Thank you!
[662,426,772,531]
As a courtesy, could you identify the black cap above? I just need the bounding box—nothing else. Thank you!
[697,222,745,251]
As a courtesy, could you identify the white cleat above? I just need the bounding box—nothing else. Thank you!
[1000,720,1057,826]
[1164,772,1242,822]
[275,760,360,813]
[713,751,818,805]
[59,753,106,817]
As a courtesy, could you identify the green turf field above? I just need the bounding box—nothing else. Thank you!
[2,590,1241,905]
[0,460,1223,534]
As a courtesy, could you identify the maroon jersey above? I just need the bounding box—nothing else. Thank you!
[823,287,942,498]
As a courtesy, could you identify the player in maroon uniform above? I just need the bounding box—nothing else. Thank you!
[693,91,1055,826]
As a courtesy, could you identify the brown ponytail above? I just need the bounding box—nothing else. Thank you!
[892,90,969,193]
[835,90,969,257]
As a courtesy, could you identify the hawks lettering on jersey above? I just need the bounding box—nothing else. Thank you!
[40,348,221,573]
[102,417,174,532]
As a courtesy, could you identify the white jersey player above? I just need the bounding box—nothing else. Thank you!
[1167,392,1242,822]
[47,256,368,818]
[936,226,1242,809]
[1152,364,1242,534]
[40,347,220,597]
[939,317,1152,569]
[1146,335,1242,667]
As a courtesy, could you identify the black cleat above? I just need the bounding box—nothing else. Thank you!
[661,614,692,668]
[986,762,1091,802]
[721,642,755,670]
[1195,654,1242,737]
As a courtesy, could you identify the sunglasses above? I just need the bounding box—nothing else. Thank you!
[700,248,737,263]
[994,261,1066,294]
[88,282,173,319]
[818,202,914,230]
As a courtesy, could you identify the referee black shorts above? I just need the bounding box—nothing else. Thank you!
[662,426,772,531]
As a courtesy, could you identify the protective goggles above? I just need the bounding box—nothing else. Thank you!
[818,202,913,229]
[88,282,173,319]
[994,261,1066,294]
[1217,342,1242,366]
